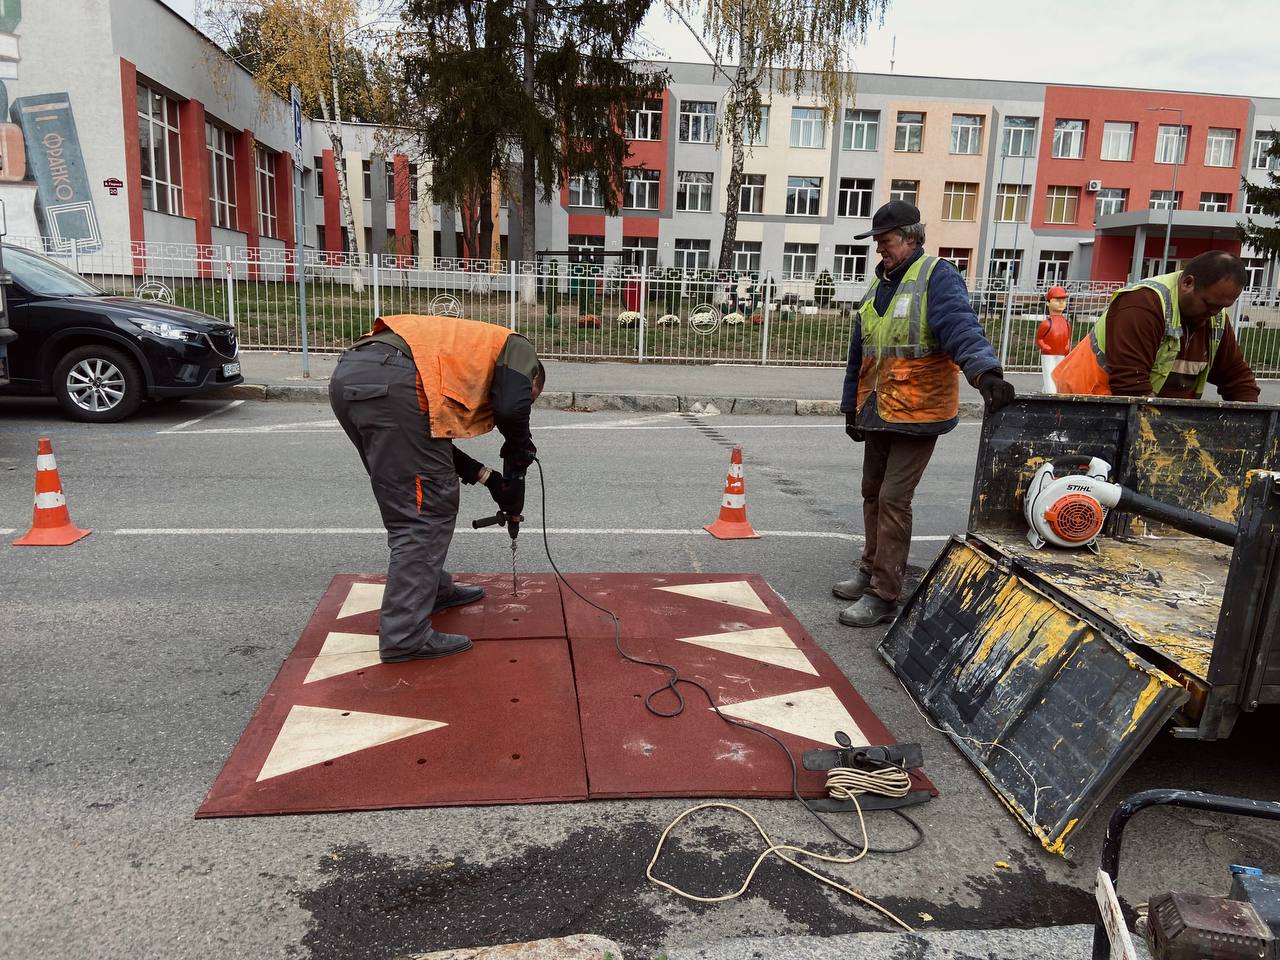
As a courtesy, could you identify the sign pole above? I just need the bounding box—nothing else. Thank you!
[291,85,310,378]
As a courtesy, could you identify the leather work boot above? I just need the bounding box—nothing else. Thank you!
[838,594,899,628]
[831,570,872,601]
[432,583,486,613]
[383,631,473,662]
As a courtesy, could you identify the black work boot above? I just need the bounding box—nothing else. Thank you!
[432,583,485,613]
[831,570,872,601]
[382,632,473,662]
[838,594,899,628]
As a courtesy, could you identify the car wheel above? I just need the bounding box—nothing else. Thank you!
[52,344,144,422]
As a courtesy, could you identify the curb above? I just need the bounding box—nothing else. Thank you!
[211,383,984,419]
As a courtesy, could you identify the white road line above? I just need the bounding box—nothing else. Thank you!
[109,526,952,542]
[157,399,245,434]
[0,528,15,535]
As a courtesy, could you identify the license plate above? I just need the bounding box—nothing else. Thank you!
[222,362,241,377]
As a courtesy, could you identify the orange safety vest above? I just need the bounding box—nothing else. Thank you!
[372,314,513,439]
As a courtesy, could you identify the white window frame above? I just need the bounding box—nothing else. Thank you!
[407,162,419,202]
[938,247,970,279]
[994,183,1029,222]
[1000,117,1036,158]
[137,80,183,215]
[673,238,711,271]
[890,179,918,205]
[733,240,761,274]
[623,169,660,210]
[1244,258,1267,289]
[626,100,663,141]
[744,106,769,146]
[895,111,924,153]
[833,244,868,281]
[1199,192,1230,213]
[987,248,1022,283]
[361,158,372,198]
[841,109,879,151]
[206,120,237,230]
[675,171,713,213]
[567,234,605,265]
[1052,119,1086,159]
[678,100,716,144]
[1100,121,1135,161]
[837,177,874,218]
[1155,124,1188,165]
[785,175,822,216]
[1094,187,1128,219]
[1252,132,1278,171]
[255,145,278,239]
[950,113,984,155]
[1205,128,1237,168]
[621,236,658,270]
[1045,185,1080,224]
[313,156,324,198]
[568,173,603,208]
[739,174,764,214]
[789,107,826,148]
[1149,190,1182,211]
[941,181,978,221]
[782,242,818,279]
[1038,251,1071,286]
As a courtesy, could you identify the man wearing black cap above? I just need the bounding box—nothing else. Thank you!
[833,200,1015,627]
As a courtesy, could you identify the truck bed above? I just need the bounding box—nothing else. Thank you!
[985,532,1230,684]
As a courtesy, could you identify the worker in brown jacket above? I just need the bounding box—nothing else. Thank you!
[1053,251,1259,402]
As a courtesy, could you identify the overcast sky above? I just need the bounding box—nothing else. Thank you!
[162,0,1280,100]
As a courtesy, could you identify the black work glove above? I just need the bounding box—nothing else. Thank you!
[844,413,864,443]
[497,475,525,519]
[499,436,537,470]
[976,372,1016,415]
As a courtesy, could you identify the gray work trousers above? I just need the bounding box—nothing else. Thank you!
[329,343,458,660]
[859,431,938,603]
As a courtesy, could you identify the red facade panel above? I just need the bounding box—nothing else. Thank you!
[393,154,411,255]
[322,149,342,252]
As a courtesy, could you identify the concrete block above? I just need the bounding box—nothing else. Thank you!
[264,384,330,403]
[533,391,575,410]
[796,399,841,417]
[572,392,679,412]
[209,384,267,402]
[409,934,623,960]
[731,397,798,415]
[681,397,734,415]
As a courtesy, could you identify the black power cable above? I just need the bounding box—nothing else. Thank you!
[529,457,924,855]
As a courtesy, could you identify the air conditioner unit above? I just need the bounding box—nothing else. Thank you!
[1086,179,1103,192]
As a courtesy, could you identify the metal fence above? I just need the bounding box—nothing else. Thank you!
[16,236,1280,377]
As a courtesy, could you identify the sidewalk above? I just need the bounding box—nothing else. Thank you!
[226,351,1280,415]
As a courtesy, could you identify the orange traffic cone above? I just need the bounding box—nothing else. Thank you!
[13,438,91,546]
[704,445,760,540]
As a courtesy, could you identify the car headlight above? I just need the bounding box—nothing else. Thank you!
[132,318,202,342]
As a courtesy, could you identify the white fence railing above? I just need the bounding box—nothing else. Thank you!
[15,236,1280,376]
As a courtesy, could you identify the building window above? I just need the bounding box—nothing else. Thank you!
[951,113,984,155]
[407,162,419,202]
[833,244,868,281]
[837,177,874,218]
[739,174,765,213]
[568,173,603,208]
[567,234,605,265]
[1252,132,1278,170]
[623,169,660,210]
[1000,116,1037,158]
[987,248,1022,283]
[938,247,970,279]
[785,176,822,216]
[1045,185,1080,224]
[1244,258,1267,288]
[1205,128,1237,167]
[1100,121,1135,161]
[994,183,1029,222]
[1199,192,1230,212]
[1094,187,1128,219]
[679,100,716,143]
[842,109,879,151]
[206,121,237,230]
[890,179,918,205]
[383,160,395,198]
[789,107,826,148]
[941,181,978,221]
[733,241,762,274]
[360,159,373,197]
[673,238,711,271]
[136,81,183,215]
[744,106,769,146]
[895,111,924,152]
[1244,198,1264,216]
[1155,124,1188,164]
[255,145,278,239]
[675,171,714,212]
[1051,119,1086,159]
[313,156,325,197]
[626,99,663,141]
[621,236,658,270]
[1149,190,1182,210]
[782,242,818,279]
[1038,251,1071,285]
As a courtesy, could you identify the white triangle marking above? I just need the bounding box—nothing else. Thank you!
[714,687,868,746]
[337,581,384,619]
[304,632,382,684]
[677,626,818,676]
[656,580,769,613]
[257,705,447,782]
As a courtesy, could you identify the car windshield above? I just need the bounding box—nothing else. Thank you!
[5,246,106,297]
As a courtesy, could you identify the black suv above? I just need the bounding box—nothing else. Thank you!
[0,244,244,422]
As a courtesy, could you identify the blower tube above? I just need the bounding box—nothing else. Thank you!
[1115,487,1238,547]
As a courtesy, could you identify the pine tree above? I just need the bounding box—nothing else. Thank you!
[1239,131,1280,265]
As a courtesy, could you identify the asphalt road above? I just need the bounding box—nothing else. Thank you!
[1,395,1277,960]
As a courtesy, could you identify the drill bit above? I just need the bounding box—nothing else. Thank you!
[510,537,520,597]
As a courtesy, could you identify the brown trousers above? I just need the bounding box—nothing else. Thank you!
[859,431,939,602]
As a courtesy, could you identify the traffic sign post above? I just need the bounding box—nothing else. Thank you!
[291,85,310,378]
